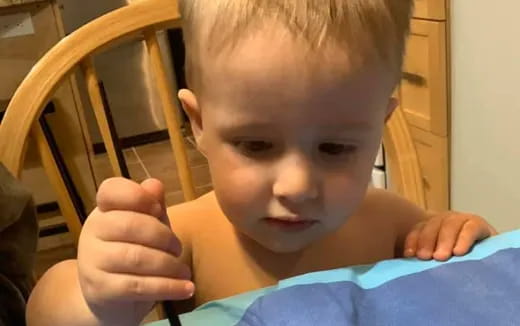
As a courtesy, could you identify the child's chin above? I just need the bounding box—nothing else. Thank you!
[238,226,322,253]
[258,237,315,254]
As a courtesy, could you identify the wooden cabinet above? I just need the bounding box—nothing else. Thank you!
[413,0,446,20]
[393,1,450,211]
[401,19,448,137]
[409,126,449,211]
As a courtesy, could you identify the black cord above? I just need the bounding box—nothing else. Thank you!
[163,301,182,326]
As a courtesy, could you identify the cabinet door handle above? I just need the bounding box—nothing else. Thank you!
[422,175,431,189]
[402,72,427,87]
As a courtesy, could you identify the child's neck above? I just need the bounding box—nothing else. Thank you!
[234,228,311,279]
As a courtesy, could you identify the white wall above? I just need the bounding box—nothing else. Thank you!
[451,0,520,231]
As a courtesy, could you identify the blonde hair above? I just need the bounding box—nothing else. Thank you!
[179,0,413,89]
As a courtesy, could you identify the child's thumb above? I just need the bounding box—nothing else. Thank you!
[140,178,170,227]
[140,178,165,203]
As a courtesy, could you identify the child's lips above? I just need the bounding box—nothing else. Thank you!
[262,217,317,232]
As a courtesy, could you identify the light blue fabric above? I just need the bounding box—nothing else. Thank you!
[148,229,520,326]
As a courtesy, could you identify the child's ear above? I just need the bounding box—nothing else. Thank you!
[178,89,205,153]
[385,97,399,123]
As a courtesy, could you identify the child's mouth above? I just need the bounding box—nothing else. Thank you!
[262,217,317,232]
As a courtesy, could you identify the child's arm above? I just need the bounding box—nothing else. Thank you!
[26,260,111,326]
[26,178,194,326]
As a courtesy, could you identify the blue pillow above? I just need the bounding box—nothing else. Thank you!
[149,229,520,326]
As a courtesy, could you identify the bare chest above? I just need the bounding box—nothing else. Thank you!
[190,216,396,306]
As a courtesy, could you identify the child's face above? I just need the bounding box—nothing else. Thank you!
[181,30,397,253]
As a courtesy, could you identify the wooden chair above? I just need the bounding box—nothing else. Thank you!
[384,105,426,209]
[0,0,195,244]
[0,0,425,246]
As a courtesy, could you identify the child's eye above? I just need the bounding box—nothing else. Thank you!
[319,143,357,156]
[234,140,274,155]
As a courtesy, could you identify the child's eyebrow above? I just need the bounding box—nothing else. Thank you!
[216,121,277,134]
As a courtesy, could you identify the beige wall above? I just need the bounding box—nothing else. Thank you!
[451,0,520,231]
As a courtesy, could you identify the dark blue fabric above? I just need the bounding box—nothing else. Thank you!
[237,248,520,326]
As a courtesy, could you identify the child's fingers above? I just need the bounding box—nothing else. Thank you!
[453,219,493,256]
[97,178,162,217]
[117,275,195,302]
[140,178,170,227]
[97,242,191,280]
[84,271,195,303]
[403,225,422,257]
[140,178,166,210]
[416,217,443,260]
[94,210,182,256]
[433,215,468,261]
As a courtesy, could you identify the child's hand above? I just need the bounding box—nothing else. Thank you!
[77,178,194,325]
[403,212,497,261]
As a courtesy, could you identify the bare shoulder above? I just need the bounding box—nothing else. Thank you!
[362,187,421,211]
[357,187,428,247]
[167,191,219,223]
[361,187,428,222]
[166,191,221,247]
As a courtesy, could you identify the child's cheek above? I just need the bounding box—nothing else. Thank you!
[323,174,368,220]
[210,153,271,221]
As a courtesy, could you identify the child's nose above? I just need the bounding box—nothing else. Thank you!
[272,159,318,203]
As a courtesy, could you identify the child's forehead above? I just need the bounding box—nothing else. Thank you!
[201,53,390,131]
[199,47,393,116]
[212,109,380,131]
[206,102,385,140]
[202,31,392,89]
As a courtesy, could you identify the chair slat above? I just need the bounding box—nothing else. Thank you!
[144,30,196,201]
[32,124,82,242]
[383,106,426,209]
[0,0,180,177]
[81,58,123,178]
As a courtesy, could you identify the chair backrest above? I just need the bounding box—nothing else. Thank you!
[0,0,196,199]
[0,0,199,242]
[0,0,425,220]
[384,106,426,208]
